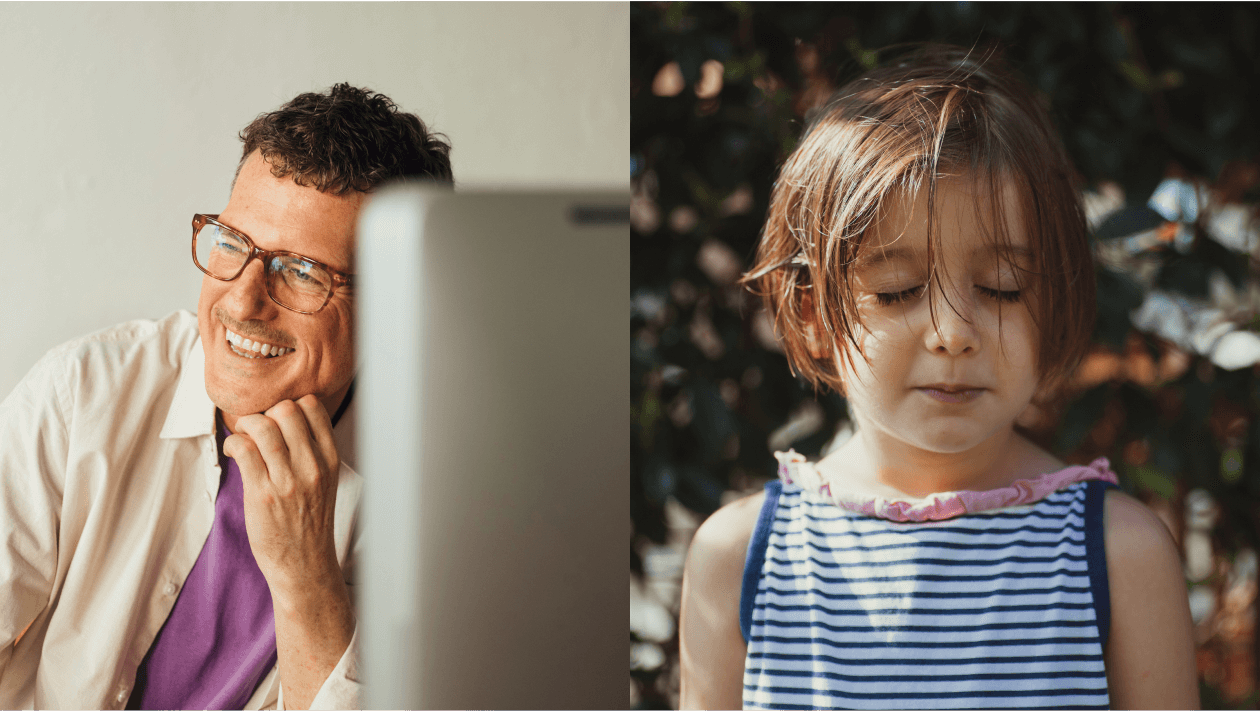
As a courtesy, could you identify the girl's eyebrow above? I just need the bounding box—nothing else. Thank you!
[854,246,917,268]
[985,245,1035,264]
[855,243,1034,269]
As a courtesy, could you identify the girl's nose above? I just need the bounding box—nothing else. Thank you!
[923,289,980,356]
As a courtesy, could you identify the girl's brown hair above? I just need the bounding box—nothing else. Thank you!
[745,44,1095,396]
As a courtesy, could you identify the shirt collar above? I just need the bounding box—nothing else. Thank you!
[159,337,216,439]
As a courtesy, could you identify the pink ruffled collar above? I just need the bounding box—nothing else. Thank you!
[775,449,1118,522]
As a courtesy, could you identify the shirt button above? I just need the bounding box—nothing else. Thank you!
[115,688,128,703]
[164,582,178,596]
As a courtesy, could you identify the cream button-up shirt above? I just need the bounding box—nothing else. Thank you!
[0,311,362,709]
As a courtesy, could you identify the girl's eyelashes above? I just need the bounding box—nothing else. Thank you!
[873,285,925,306]
[976,285,1022,303]
[872,285,1021,306]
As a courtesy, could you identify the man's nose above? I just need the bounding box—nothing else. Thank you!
[224,258,276,316]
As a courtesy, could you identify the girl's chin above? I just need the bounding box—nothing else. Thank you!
[901,424,1003,455]
[856,408,1013,456]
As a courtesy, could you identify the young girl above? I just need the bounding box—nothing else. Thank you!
[679,45,1198,710]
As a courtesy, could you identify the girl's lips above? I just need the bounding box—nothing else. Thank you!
[918,387,984,404]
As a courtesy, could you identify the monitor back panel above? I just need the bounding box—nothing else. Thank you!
[358,186,628,709]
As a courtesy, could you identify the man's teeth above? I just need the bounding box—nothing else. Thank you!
[225,329,292,358]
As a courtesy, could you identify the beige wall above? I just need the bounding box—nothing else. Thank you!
[0,2,628,398]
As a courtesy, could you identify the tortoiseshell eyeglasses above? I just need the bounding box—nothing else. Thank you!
[191,213,355,315]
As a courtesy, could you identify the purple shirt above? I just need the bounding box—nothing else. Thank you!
[128,424,277,709]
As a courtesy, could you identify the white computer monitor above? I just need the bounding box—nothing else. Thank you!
[358,184,628,708]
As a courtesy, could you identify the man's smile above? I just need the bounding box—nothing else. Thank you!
[225,328,294,359]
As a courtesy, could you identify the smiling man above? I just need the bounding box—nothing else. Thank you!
[0,84,452,709]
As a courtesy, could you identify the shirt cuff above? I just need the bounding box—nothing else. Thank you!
[278,623,362,710]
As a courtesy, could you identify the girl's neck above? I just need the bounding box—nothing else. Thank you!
[817,422,1064,499]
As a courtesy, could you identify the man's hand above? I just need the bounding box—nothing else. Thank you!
[224,394,355,710]
[224,395,341,594]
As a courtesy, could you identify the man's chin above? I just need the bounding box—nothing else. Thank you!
[205,382,282,422]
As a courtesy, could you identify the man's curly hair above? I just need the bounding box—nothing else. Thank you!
[237,83,453,194]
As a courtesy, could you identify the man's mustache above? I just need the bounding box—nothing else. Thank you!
[214,307,295,348]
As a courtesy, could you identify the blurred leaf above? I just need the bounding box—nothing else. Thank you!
[1198,233,1250,291]
[1093,267,1144,350]
[1222,447,1244,483]
[1182,375,1215,426]
[690,378,738,465]
[1055,384,1110,454]
[1167,37,1227,73]
[1093,205,1167,240]
[642,457,677,505]
[1151,436,1185,475]
[1156,255,1212,298]
[1119,384,1159,437]
[674,464,728,516]
[1127,464,1178,499]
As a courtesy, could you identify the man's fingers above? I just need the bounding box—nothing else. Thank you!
[224,432,270,490]
[295,394,339,476]
[228,395,341,492]
[266,399,324,484]
[233,413,293,488]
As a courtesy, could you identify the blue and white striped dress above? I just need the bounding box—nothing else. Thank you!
[741,479,1114,709]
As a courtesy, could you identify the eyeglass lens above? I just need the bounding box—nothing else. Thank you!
[194,223,333,313]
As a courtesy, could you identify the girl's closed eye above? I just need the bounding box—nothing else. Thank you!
[874,284,1022,306]
[874,285,925,306]
[977,285,1021,303]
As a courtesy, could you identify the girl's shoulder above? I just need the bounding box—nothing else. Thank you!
[683,489,769,635]
[686,489,767,580]
[1103,487,1180,564]
[1101,487,1200,707]
[679,488,768,709]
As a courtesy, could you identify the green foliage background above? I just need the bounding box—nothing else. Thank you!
[631,2,1260,707]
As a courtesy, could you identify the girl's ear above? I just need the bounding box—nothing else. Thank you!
[799,290,830,361]
[800,289,850,395]
[1017,374,1060,429]
[1015,401,1042,429]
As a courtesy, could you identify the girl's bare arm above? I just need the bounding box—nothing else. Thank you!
[1104,489,1200,709]
[679,491,765,710]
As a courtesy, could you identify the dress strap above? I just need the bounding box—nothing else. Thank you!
[1085,478,1119,649]
[740,480,782,644]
